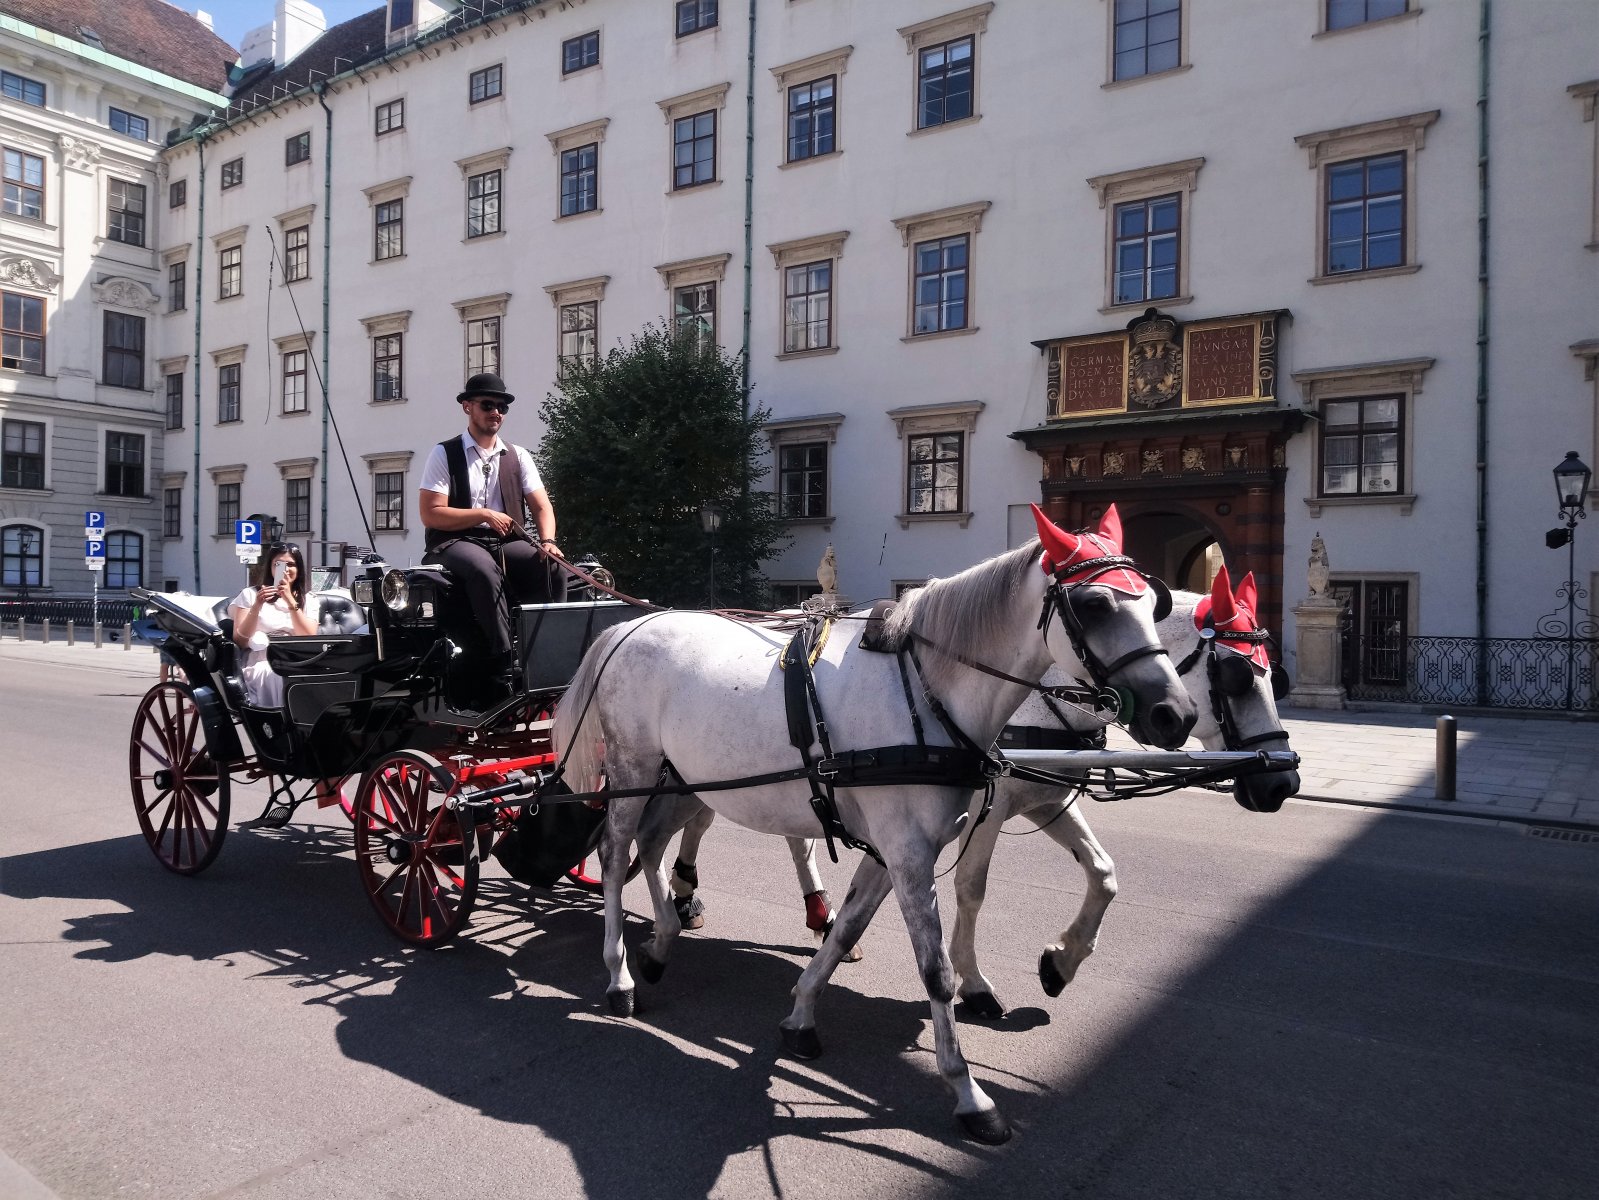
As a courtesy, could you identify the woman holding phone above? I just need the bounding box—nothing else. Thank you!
[228,542,321,708]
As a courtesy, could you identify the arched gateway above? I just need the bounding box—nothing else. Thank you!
[1013,308,1306,633]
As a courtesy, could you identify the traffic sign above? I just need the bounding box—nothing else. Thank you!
[85,510,105,540]
[235,519,263,562]
[85,538,105,570]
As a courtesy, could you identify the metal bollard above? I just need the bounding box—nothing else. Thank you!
[1435,715,1457,802]
[94,622,103,649]
[66,620,75,647]
[41,619,50,645]
[123,622,132,650]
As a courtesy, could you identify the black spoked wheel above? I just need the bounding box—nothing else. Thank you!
[129,681,231,874]
[353,751,478,947]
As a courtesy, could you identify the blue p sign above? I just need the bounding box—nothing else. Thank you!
[235,519,262,546]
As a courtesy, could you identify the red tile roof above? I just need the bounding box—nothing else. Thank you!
[2,0,238,92]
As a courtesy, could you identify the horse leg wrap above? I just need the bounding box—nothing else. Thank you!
[803,891,833,933]
[670,857,699,899]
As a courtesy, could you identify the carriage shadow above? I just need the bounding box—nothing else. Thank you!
[2,825,1031,1196]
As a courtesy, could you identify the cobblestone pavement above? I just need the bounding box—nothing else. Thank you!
[4,637,1595,829]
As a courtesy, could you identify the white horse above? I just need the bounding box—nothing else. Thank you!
[553,506,1198,1144]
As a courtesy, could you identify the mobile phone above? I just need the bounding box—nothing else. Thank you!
[272,561,289,587]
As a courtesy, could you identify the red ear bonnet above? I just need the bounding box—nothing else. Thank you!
[1030,503,1147,596]
[1193,565,1270,670]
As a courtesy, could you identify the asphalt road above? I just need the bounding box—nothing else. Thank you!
[1,648,1596,1200]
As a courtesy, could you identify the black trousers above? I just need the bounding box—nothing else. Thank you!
[431,535,569,659]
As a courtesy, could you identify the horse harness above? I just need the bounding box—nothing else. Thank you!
[1175,619,1291,751]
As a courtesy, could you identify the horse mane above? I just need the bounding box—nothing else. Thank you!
[882,540,1042,697]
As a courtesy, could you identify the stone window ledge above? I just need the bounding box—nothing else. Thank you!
[907,115,982,139]
[776,346,840,362]
[1101,64,1192,92]
[781,515,835,530]
[1313,8,1423,38]
[897,510,973,529]
[1304,493,1415,517]
[900,326,979,344]
[1100,294,1193,316]
[1310,264,1421,286]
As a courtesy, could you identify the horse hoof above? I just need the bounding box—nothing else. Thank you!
[961,991,1008,1020]
[959,1108,1013,1146]
[780,1025,823,1060]
[638,952,666,985]
[606,988,635,1018]
[1038,952,1068,998]
[674,894,705,930]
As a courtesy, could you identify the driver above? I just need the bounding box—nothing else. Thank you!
[418,372,568,699]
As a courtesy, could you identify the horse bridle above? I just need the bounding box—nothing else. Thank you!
[1175,620,1290,751]
[1037,554,1173,717]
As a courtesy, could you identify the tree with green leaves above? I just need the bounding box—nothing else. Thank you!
[536,321,788,608]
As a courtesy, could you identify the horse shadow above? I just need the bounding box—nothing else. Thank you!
[3,826,1048,1197]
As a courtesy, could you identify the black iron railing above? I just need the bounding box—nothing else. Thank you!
[1343,635,1599,711]
[0,598,142,628]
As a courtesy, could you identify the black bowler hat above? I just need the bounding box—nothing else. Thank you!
[457,372,515,405]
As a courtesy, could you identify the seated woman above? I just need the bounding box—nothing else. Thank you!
[228,542,322,709]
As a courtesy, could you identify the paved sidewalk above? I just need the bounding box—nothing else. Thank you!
[4,637,1595,829]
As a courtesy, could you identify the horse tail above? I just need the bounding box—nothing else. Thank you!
[553,619,630,789]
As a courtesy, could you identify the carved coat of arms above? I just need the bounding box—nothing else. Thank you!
[1127,310,1182,410]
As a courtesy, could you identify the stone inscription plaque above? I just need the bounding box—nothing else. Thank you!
[1057,337,1127,416]
[1184,322,1257,405]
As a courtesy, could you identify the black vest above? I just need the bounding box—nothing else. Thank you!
[424,438,526,549]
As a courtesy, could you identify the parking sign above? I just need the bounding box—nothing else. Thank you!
[85,510,105,540]
[85,538,105,570]
[235,519,262,562]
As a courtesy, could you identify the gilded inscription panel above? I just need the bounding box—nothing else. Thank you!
[1182,320,1262,406]
[1054,336,1128,418]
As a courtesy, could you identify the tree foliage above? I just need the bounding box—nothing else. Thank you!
[536,322,788,608]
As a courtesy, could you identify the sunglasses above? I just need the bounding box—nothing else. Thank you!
[475,399,510,415]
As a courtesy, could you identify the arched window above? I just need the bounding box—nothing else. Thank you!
[1,524,43,587]
[106,530,143,590]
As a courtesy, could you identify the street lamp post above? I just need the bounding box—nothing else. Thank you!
[18,527,36,616]
[699,501,724,607]
[1540,451,1593,710]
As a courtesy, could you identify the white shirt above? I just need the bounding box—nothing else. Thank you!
[418,432,543,528]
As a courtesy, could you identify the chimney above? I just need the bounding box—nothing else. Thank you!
[193,9,214,31]
[275,0,327,69]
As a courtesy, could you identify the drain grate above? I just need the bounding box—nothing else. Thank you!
[1526,826,1599,844]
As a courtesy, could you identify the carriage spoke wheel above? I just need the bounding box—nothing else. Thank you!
[129,681,230,875]
[354,751,477,947]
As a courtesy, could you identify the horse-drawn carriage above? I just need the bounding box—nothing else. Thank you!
[128,554,638,945]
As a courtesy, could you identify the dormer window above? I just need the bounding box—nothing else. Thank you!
[389,0,415,34]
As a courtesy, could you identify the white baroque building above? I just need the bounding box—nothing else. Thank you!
[0,0,236,603]
[138,1,1599,692]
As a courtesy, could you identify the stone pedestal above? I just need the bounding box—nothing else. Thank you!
[1289,599,1346,709]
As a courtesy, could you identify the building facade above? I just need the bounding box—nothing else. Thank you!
[0,0,235,603]
[145,0,1595,687]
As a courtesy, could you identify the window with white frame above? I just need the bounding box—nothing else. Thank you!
[2,291,45,374]
[3,147,44,220]
[1293,356,1431,517]
[220,157,243,189]
[219,245,242,299]
[893,202,989,339]
[470,64,503,104]
[285,225,310,281]
[765,412,843,525]
[102,312,145,389]
[104,431,146,497]
[544,276,607,376]
[467,170,501,238]
[213,345,246,423]
[1324,0,1409,32]
[167,259,186,312]
[888,400,984,526]
[1088,158,1203,312]
[282,348,308,414]
[897,5,992,132]
[163,486,182,538]
[109,108,149,141]
[1,71,45,107]
[467,316,499,376]
[2,418,45,489]
[105,531,143,589]
[365,451,413,532]
[107,180,146,246]
[165,372,183,429]
[657,253,730,351]
[676,0,718,37]
[660,84,730,192]
[375,98,404,135]
[363,310,410,403]
[563,31,599,74]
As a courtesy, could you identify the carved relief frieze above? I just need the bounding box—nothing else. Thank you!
[0,256,61,292]
[58,134,102,171]
[1103,450,1126,477]
[1181,446,1206,472]
[1141,449,1165,475]
[92,276,160,311]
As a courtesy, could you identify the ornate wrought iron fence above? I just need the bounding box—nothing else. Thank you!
[0,598,141,629]
[1343,635,1599,711]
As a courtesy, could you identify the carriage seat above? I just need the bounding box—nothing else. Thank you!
[316,592,366,635]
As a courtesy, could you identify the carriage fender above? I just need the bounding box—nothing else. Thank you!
[190,684,245,765]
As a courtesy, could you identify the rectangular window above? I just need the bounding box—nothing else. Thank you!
[673,111,716,189]
[1326,0,1407,31]
[560,143,598,216]
[673,283,716,350]
[168,260,186,312]
[219,245,242,299]
[374,471,405,530]
[282,350,308,414]
[375,98,405,134]
[3,148,44,220]
[559,301,597,370]
[220,157,244,189]
[105,432,146,497]
[163,487,182,538]
[109,108,149,141]
[2,291,45,374]
[769,581,824,608]
[1332,579,1409,687]
[285,131,311,165]
[107,180,146,246]
[1,419,45,490]
[1113,0,1182,81]
[391,0,414,28]
[217,482,240,536]
[467,170,501,238]
[1113,194,1180,305]
[1,525,43,588]
[375,198,404,260]
[783,261,833,352]
[218,363,241,423]
[787,77,836,162]
[165,372,184,429]
[676,0,718,37]
[373,334,403,401]
[284,225,310,281]
[917,37,973,130]
[1325,152,1405,275]
[105,531,143,590]
[169,179,186,208]
[912,234,968,335]
[908,432,964,514]
[1,70,46,107]
[102,312,145,389]
[466,317,500,376]
[563,31,600,73]
[285,477,311,534]
[1320,396,1402,496]
[469,64,502,104]
[779,442,828,519]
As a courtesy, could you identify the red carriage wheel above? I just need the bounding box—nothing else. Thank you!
[564,852,643,893]
[353,751,478,947]
[129,681,230,875]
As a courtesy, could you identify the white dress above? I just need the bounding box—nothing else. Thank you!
[228,587,323,708]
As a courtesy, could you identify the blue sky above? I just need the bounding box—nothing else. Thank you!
[185,1,381,53]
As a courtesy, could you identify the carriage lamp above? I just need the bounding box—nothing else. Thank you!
[1553,451,1591,519]
[381,569,410,611]
[266,515,285,545]
[698,501,725,535]
[18,527,35,606]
